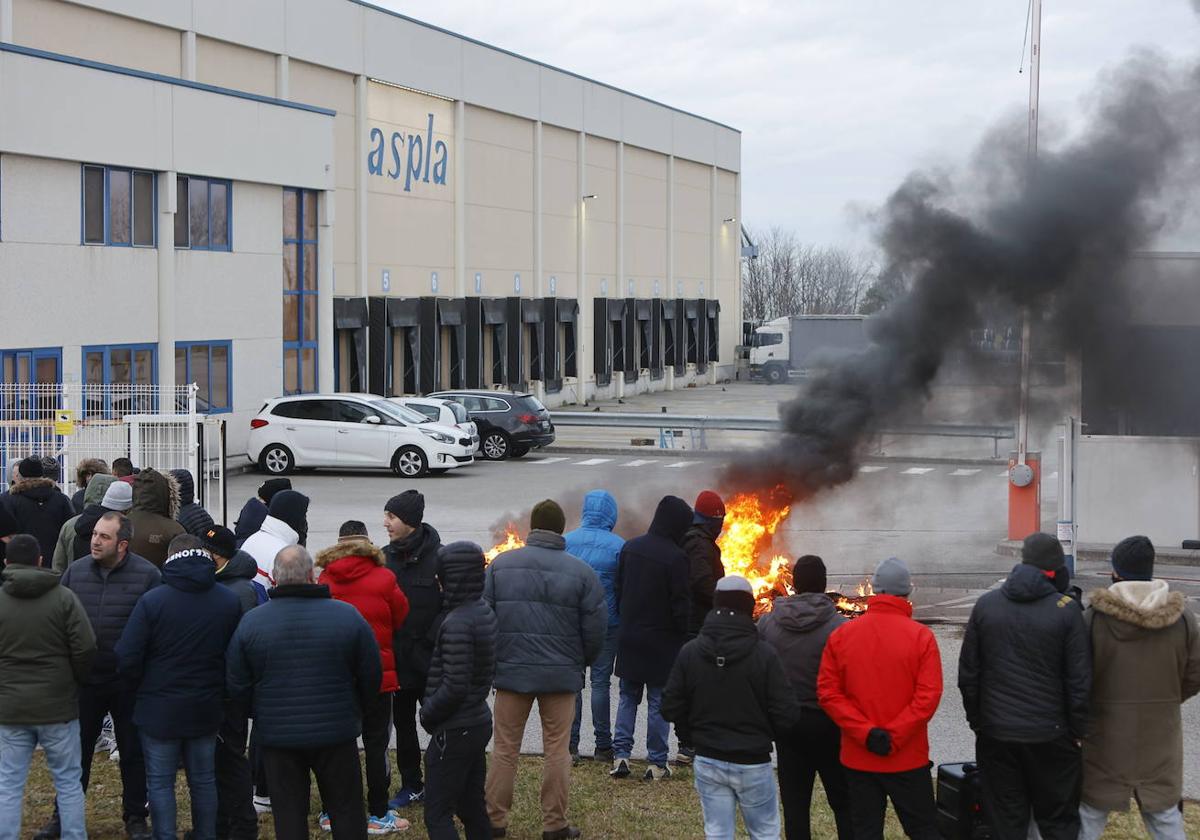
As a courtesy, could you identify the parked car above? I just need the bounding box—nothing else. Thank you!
[427,390,555,461]
[247,393,476,478]
[389,397,480,456]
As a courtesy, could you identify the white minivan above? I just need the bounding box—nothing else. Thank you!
[247,393,475,478]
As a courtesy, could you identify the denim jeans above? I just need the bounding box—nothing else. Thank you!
[693,755,781,840]
[0,721,86,840]
[1078,800,1186,840]
[612,679,669,767]
[141,733,218,840]
[570,626,618,754]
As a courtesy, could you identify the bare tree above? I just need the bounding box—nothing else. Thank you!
[741,226,877,320]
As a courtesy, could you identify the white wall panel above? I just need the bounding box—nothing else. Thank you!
[461,42,539,121]
[193,0,286,55]
[539,67,583,132]
[582,82,621,141]
[363,12,462,101]
[283,0,363,75]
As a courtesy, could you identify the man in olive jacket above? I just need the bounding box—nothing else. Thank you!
[0,534,97,840]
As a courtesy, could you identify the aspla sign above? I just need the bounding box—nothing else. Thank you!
[367,113,449,192]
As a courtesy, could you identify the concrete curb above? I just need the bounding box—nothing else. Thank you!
[996,540,1200,568]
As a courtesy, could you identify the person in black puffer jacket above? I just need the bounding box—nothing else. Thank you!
[382,489,443,808]
[170,469,215,537]
[662,576,801,839]
[958,532,1091,840]
[420,541,497,840]
[1,457,76,562]
[682,490,727,638]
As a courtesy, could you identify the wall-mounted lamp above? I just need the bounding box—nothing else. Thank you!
[723,217,737,223]
[582,194,598,200]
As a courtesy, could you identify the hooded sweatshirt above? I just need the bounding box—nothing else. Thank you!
[564,490,624,628]
[215,550,265,615]
[757,591,846,708]
[1,476,76,562]
[126,468,185,567]
[0,563,97,725]
[682,516,725,636]
[169,469,215,537]
[240,491,309,587]
[52,474,117,572]
[662,608,801,765]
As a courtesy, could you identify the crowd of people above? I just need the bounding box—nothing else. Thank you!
[0,454,1197,840]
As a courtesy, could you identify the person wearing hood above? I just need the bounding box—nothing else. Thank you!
[316,534,411,835]
[0,534,96,840]
[662,576,800,840]
[1077,536,1200,840]
[564,489,625,763]
[116,535,242,840]
[818,557,942,840]
[203,526,265,616]
[52,473,118,572]
[71,458,110,515]
[610,494,692,782]
[757,555,852,840]
[483,500,606,840]
[421,541,498,840]
[958,532,1090,840]
[126,468,185,568]
[381,489,443,811]
[0,456,76,563]
[240,489,309,588]
[170,469,216,538]
[233,478,291,547]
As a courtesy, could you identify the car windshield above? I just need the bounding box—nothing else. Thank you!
[372,400,430,424]
[516,396,546,413]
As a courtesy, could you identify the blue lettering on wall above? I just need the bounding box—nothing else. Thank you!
[367,113,450,191]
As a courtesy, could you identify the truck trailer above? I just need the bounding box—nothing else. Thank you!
[748,314,870,384]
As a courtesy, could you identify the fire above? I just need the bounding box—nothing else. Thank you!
[484,524,525,564]
[715,486,795,616]
[831,578,875,616]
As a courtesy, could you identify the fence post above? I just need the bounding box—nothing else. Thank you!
[186,384,199,488]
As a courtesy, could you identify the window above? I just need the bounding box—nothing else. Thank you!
[176,176,231,250]
[0,348,61,420]
[409,404,440,422]
[282,188,318,394]
[272,400,334,421]
[174,341,232,413]
[81,343,157,417]
[82,165,156,246]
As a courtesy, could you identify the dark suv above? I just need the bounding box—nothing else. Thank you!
[428,390,554,460]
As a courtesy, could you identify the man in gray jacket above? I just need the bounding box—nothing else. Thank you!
[483,500,607,840]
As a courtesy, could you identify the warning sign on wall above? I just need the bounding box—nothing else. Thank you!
[54,410,74,436]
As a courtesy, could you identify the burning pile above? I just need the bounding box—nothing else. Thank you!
[484,524,524,563]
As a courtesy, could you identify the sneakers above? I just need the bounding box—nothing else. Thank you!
[32,816,60,840]
[593,747,615,763]
[318,812,331,832]
[644,764,672,781]
[673,746,695,767]
[542,827,581,840]
[124,817,152,840]
[609,757,631,778]
[253,795,272,815]
[368,813,410,834]
[387,785,425,811]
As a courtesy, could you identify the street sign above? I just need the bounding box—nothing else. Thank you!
[54,410,74,436]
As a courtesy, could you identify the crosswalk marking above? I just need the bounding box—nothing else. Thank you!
[664,461,694,469]
[621,459,656,467]
[950,468,981,476]
[859,465,887,473]
[997,471,1011,477]
[575,458,612,466]
[530,457,569,465]
[901,467,935,475]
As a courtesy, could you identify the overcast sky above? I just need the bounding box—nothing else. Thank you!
[377,1,1200,250]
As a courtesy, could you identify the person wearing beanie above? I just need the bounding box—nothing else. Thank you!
[52,473,117,572]
[818,556,943,840]
[663,575,801,840]
[240,490,310,588]
[126,468,185,568]
[611,495,693,782]
[233,478,292,547]
[381,488,443,811]
[682,490,727,640]
[483,501,606,840]
[420,542,498,840]
[564,490,625,764]
[0,454,75,565]
[169,469,216,538]
[757,555,853,840]
[957,532,1090,840]
[1078,536,1200,840]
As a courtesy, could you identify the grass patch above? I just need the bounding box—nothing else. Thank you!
[17,752,1199,838]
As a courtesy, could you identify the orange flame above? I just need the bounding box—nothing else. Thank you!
[485,524,525,564]
[714,486,795,616]
[832,578,875,616]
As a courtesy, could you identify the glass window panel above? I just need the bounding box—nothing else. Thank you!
[175,176,189,246]
[85,352,104,385]
[283,296,299,341]
[283,189,297,240]
[211,345,229,409]
[302,244,317,292]
[189,178,209,248]
[210,182,228,249]
[283,349,298,394]
[109,170,131,245]
[283,245,299,290]
[133,171,154,246]
[303,295,317,342]
[134,349,153,385]
[35,357,58,385]
[190,345,210,403]
[301,348,316,393]
[2,356,14,384]
[175,347,186,387]
[110,349,132,385]
[302,191,317,240]
[84,167,105,243]
[16,355,30,385]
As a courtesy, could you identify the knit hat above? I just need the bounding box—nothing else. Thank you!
[201,525,237,560]
[385,490,425,527]
[269,490,310,539]
[1111,535,1155,582]
[530,499,566,535]
[16,456,43,479]
[1021,532,1065,572]
[258,477,292,504]
[791,555,827,594]
[872,557,912,597]
[694,490,726,520]
[713,574,755,616]
[101,481,134,512]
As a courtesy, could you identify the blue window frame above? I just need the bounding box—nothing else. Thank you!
[175,341,232,413]
[282,188,318,395]
[81,343,157,417]
[175,175,232,251]
[81,165,157,247]
[0,347,62,420]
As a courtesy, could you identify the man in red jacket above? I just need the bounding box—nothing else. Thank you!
[818,557,942,840]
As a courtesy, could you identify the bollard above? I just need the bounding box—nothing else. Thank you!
[1007,451,1041,541]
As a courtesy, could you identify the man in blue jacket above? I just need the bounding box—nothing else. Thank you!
[226,544,382,840]
[116,535,242,840]
[564,490,624,764]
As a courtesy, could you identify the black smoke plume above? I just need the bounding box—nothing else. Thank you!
[725,45,1200,501]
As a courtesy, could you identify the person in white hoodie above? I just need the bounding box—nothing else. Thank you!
[240,490,309,588]
[1079,535,1200,840]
